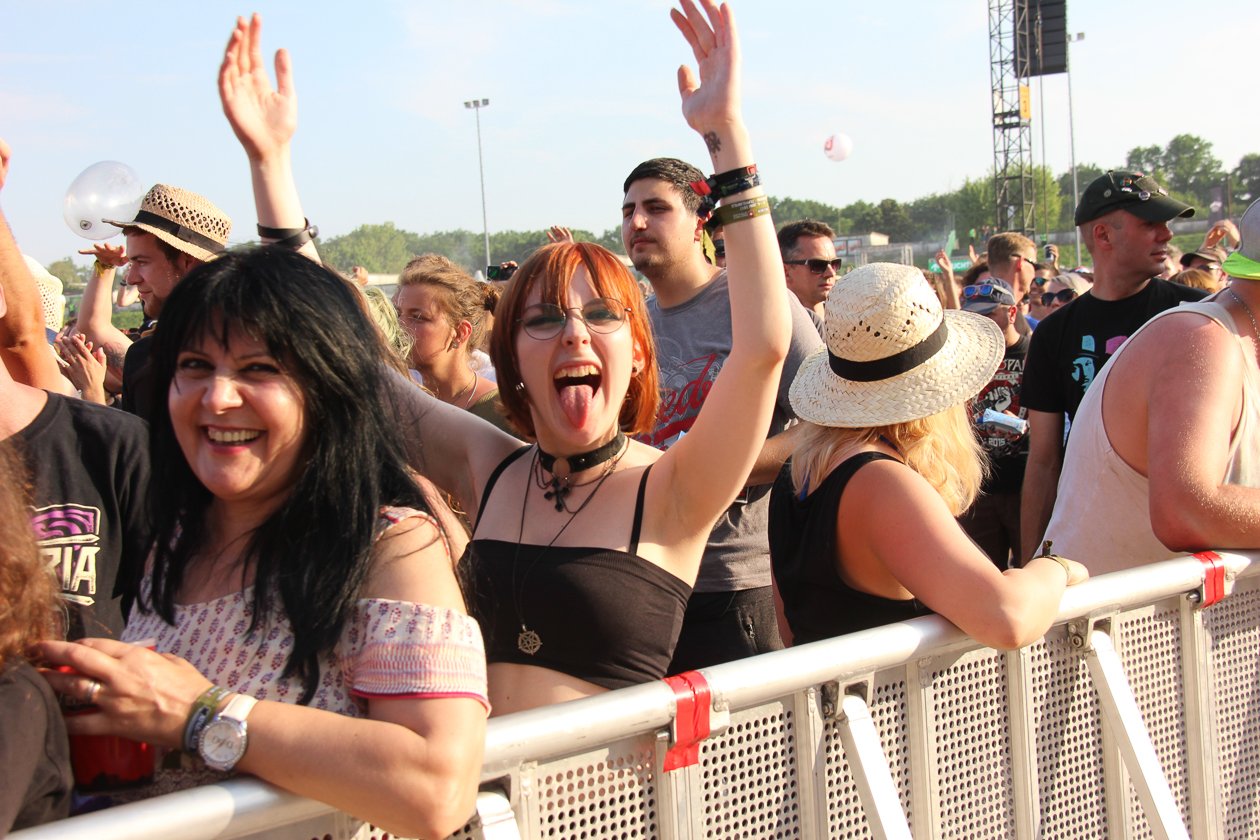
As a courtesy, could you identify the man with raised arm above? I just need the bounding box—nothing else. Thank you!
[622,155,823,670]
[1019,171,1207,563]
[1040,198,1260,570]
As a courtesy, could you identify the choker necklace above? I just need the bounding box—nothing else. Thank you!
[535,432,627,511]
[512,445,624,655]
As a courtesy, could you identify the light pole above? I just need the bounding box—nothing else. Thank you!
[1066,33,1084,266]
[464,98,491,271]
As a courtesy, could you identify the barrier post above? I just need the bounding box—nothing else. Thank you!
[836,691,912,839]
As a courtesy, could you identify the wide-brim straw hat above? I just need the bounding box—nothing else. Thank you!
[790,262,1004,428]
[105,184,231,263]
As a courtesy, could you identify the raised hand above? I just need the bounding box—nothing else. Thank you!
[669,0,741,147]
[78,242,128,268]
[56,333,109,404]
[546,225,574,245]
[219,13,297,163]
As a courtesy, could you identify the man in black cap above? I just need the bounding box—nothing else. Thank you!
[1018,170,1207,563]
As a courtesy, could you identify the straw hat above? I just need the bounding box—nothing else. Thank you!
[790,262,1004,428]
[23,255,65,339]
[105,184,231,263]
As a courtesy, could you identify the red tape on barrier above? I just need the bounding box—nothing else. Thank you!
[1193,551,1227,608]
[663,670,711,771]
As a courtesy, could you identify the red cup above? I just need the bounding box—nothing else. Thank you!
[58,639,158,792]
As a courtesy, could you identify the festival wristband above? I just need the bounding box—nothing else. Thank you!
[690,165,761,201]
[183,685,231,753]
[709,196,772,228]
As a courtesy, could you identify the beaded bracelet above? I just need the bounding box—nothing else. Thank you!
[709,196,771,228]
[183,685,231,753]
[257,218,319,249]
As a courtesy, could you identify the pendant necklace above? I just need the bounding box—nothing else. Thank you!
[534,431,627,512]
[511,440,626,655]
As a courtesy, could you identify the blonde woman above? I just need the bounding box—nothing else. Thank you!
[394,254,515,435]
[770,263,1087,650]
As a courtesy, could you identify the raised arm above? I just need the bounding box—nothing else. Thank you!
[219,14,319,262]
[652,0,790,540]
[70,243,133,377]
[0,139,74,395]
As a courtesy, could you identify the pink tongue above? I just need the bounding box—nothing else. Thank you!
[558,384,594,428]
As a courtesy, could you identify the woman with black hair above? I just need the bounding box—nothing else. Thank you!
[38,248,488,839]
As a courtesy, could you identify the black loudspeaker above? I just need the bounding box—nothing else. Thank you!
[1030,0,1068,76]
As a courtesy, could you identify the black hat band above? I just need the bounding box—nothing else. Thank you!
[132,210,226,254]
[828,318,948,382]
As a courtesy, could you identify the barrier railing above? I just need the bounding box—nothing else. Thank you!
[15,551,1260,840]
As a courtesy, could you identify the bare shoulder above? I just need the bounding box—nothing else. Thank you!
[361,510,467,611]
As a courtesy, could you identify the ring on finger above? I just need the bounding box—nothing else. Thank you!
[84,678,102,705]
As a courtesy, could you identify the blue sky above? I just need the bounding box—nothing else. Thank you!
[4,1,1259,266]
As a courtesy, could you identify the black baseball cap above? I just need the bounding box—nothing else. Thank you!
[1073,170,1194,226]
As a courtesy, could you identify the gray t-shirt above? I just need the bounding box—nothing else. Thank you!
[643,271,823,592]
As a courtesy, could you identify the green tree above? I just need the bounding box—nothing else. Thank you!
[1030,164,1065,237]
[768,196,845,233]
[1125,144,1165,180]
[951,176,995,247]
[1161,134,1224,206]
[45,257,82,291]
[319,222,418,274]
[907,193,953,244]
[1056,163,1104,228]
[1232,153,1260,204]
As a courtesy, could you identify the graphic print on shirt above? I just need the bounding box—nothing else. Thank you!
[32,504,102,607]
[970,355,1027,457]
[1071,335,1100,396]
[641,337,725,449]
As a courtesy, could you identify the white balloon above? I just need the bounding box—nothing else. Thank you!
[823,133,854,162]
[62,161,145,240]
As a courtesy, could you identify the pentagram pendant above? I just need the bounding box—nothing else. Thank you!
[517,626,542,655]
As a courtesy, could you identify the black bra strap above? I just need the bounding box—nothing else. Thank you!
[628,464,653,555]
[472,446,532,529]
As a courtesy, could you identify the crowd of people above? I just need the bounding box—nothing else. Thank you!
[2,0,1258,836]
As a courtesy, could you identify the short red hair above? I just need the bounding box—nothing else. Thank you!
[491,242,659,438]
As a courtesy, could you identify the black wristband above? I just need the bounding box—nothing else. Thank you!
[257,218,318,249]
[690,165,760,201]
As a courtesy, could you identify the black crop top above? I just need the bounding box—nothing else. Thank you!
[768,452,932,645]
[462,447,692,690]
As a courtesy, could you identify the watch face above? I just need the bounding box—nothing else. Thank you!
[200,719,246,768]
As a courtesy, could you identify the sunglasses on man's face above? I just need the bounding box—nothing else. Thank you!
[784,258,843,275]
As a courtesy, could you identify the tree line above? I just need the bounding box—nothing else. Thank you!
[47,134,1260,286]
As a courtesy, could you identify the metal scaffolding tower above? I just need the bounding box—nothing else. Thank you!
[989,0,1034,235]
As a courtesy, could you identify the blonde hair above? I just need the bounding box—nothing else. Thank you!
[791,404,986,516]
[360,285,414,368]
[398,254,492,355]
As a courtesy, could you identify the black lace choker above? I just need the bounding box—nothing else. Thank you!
[536,432,627,511]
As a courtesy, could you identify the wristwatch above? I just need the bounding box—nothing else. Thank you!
[198,693,259,772]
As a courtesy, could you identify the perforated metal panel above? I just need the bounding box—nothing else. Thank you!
[1203,578,1260,839]
[1029,629,1106,838]
[696,701,800,838]
[821,673,913,838]
[1114,601,1192,838]
[528,739,659,839]
[924,648,1017,838]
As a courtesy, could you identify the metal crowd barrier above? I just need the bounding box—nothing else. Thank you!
[16,550,1260,840]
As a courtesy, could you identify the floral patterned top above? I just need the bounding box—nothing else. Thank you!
[120,506,487,797]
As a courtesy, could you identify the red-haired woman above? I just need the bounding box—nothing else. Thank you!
[395,0,790,714]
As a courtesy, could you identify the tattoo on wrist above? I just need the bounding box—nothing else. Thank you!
[703,131,721,154]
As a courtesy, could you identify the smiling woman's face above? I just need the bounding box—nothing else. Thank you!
[168,325,307,514]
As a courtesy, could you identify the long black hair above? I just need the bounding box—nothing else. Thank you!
[145,247,431,704]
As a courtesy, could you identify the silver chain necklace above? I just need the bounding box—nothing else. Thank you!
[1228,287,1260,341]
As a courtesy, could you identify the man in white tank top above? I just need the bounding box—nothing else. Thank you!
[1040,199,1260,574]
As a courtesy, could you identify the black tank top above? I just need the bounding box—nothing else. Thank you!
[768,452,932,645]
[462,447,692,690]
